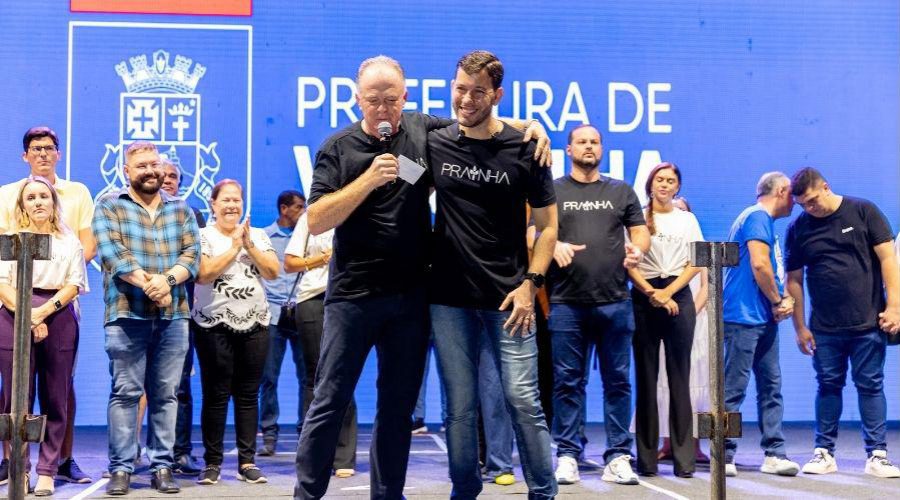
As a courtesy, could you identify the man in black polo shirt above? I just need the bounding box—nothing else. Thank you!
[548,124,649,486]
[785,167,900,478]
[294,55,551,500]
[428,50,558,500]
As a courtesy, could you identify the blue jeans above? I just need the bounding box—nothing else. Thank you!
[812,328,887,455]
[294,290,429,500]
[259,323,305,441]
[173,325,195,458]
[105,318,189,474]
[432,305,556,500]
[549,301,634,463]
[723,322,787,461]
[478,333,514,475]
[413,337,448,424]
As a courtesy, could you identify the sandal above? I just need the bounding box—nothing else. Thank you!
[35,474,55,496]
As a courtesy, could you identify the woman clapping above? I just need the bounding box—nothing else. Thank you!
[192,179,279,485]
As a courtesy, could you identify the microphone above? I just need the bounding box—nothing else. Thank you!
[377,121,396,188]
[377,121,392,153]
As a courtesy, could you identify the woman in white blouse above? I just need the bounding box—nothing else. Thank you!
[284,212,358,478]
[0,176,87,496]
[192,179,279,485]
[628,163,702,478]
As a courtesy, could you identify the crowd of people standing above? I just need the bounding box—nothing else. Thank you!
[0,49,898,500]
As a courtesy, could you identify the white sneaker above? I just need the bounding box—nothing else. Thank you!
[555,456,579,484]
[865,450,900,478]
[760,456,800,476]
[801,448,837,475]
[725,463,737,477]
[602,455,639,485]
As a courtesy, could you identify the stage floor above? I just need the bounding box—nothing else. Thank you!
[4,422,898,499]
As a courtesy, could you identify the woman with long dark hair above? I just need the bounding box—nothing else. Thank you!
[0,176,86,496]
[629,163,703,478]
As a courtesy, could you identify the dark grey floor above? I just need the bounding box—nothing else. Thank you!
[4,422,899,499]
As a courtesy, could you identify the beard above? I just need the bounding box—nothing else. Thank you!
[131,173,162,195]
[572,155,599,170]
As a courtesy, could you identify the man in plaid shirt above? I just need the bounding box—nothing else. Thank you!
[92,141,200,496]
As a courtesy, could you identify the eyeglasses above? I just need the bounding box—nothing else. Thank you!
[29,145,58,154]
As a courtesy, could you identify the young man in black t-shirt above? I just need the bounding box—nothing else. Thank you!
[548,125,649,485]
[428,51,558,499]
[784,167,900,478]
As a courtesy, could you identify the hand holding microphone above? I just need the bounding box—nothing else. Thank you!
[365,154,399,189]
[375,121,398,188]
[363,120,398,190]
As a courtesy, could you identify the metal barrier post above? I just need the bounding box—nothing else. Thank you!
[0,233,51,500]
[691,241,740,500]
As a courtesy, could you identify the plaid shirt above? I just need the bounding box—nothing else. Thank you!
[93,188,200,324]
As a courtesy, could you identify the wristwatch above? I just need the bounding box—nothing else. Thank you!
[522,272,545,289]
[166,274,177,287]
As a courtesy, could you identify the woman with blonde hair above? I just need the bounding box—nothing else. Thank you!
[0,176,87,496]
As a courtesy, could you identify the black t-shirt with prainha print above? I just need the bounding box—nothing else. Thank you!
[548,175,646,304]
[427,123,556,309]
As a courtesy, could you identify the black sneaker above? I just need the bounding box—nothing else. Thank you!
[174,454,202,476]
[0,458,8,485]
[56,458,93,483]
[197,465,221,485]
[237,465,268,483]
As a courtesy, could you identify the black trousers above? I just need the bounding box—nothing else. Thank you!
[294,289,429,500]
[297,294,357,470]
[632,277,696,475]
[195,322,269,467]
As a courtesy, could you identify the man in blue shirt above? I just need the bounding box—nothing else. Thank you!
[259,190,306,456]
[722,172,799,477]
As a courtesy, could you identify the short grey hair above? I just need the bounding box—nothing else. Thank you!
[756,171,789,198]
[356,55,405,85]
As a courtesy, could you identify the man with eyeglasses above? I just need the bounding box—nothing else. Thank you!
[0,126,97,485]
